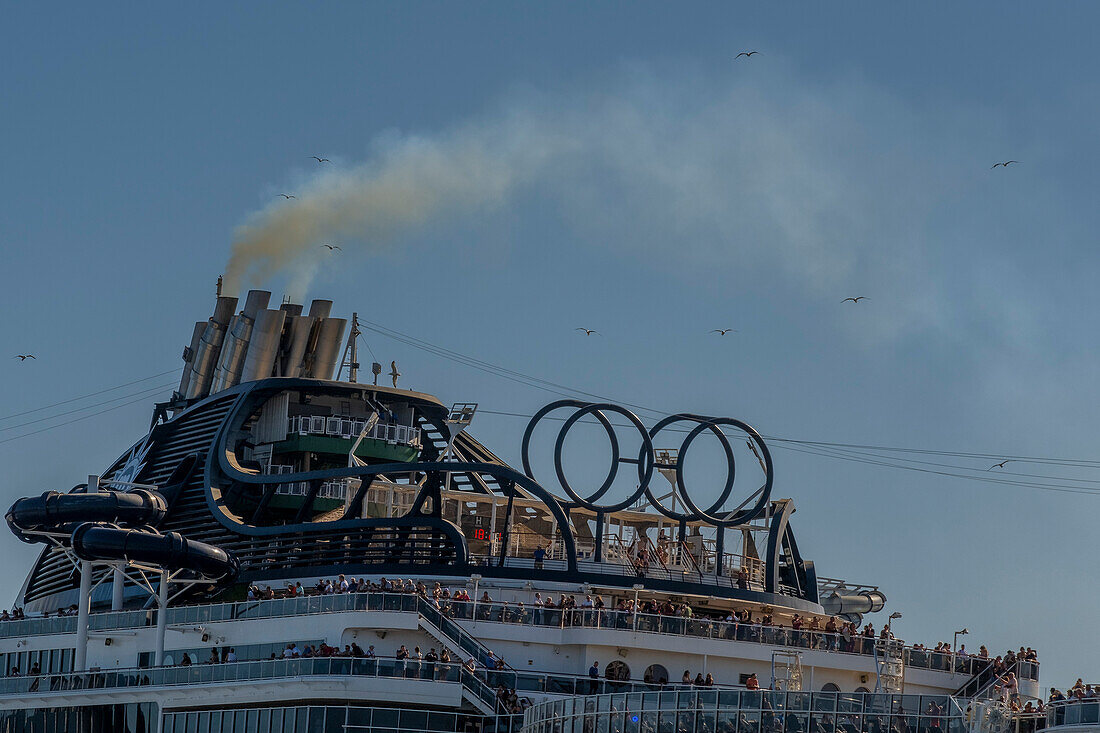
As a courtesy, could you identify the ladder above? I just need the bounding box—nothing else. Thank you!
[771,650,804,691]
[874,638,906,694]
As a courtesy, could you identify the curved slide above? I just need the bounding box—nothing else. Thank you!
[6,488,239,582]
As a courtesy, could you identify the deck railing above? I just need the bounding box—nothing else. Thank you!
[1047,698,1100,728]
[287,415,421,448]
[0,592,1039,684]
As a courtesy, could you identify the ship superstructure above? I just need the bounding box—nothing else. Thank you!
[0,290,1042,732]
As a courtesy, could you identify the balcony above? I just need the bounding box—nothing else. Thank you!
[287,415,421,449]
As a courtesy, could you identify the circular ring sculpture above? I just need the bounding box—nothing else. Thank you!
[522,400,773,526]
[522,400,655,513]
[645,414,773,526]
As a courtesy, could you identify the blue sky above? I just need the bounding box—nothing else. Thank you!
[2,3,1099,688]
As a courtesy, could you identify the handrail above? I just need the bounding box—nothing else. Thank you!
[287,415,421,449]
[0,656,467,697]
[1046,697,1100,729]
[0,591,1039,682]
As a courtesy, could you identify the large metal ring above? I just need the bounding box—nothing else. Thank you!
[644,414,735,522]
[522,400,654,513]
[644,414,773,526]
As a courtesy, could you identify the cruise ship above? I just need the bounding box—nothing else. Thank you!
[0,288,1048,733]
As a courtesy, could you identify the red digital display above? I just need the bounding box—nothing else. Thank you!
[471,528,501,541]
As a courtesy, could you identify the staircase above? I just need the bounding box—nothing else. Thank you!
[954,659,1020,700]
[414,597,504,715]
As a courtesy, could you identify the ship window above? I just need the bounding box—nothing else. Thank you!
[822,683,841,692]
[855,686,870,693]
[643,664,669,685]
[606,660,630,681]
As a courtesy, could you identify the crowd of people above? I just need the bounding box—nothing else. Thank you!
[240,575,1036,680]
[1049,680,1100,702]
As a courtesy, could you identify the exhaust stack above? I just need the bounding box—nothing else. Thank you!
[184,295,238,400]
[210,290,271,393]
[239,308,287,383]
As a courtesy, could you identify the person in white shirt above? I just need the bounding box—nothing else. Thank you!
[283,644,294,659]
[533,593,544,624]
[225,648,237,663]
[366,645,376,658]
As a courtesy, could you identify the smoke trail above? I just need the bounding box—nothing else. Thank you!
[223,64,990,342]
[223,106,572,296]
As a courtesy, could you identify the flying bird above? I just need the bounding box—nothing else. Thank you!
[987,460,1011,471]
[13,354,35,361]
[390,360,401,388]
[711,329,738,335]
[841,297,868,303]
[311,156,331,163]
[279,193,296,199]
[736,51,759,59]
[575,328,600,336]
[321,244,342,251]
[991,161,1019,168]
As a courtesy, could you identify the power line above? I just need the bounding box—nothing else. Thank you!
[0,368,178,423]
[357,319,666,417]
[0,389,167,447]
[0,382,177,434]
[358,321,1100,477]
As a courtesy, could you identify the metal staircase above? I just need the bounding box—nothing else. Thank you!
[414,597,503,715]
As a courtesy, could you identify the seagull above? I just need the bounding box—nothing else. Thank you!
[736,51,759,59]
[311,156,331,163]
[987,460,1011,471]
[390,360,401,388]
[841,297,868,303]
[711,329,738,335]
[321,244,342,251]
[13,354,35,361]
[279,193,296,199]
[991,161,1019,168]
[575,328,600,336]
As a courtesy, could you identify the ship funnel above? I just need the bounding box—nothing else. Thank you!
[307,299,333,320]
[210,290,271,393]
[239,308,287,383]
[278,314,316,378]
[184,295,238,400]
[176,321,206,397]
[305,317,347,380]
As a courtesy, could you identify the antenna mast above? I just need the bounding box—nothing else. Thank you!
[337,312,361,382]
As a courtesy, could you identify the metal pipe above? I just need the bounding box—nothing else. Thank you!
[184,295,238,399]
[306,317,347,380]
[210,290,270,392]
[111,566,125,612]
[154,568,168,667]
[307,299,332,320]
[176,321,206,397]
[279,315,316,378]
[75,474,99,672]
[239,308,287,383]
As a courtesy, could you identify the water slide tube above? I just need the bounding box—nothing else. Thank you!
[6,488,238,582]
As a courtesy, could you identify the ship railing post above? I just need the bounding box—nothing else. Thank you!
[154,569,169,667]
[632,583,643,632]
[75,474,99,672]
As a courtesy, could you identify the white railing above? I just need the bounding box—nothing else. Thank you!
[286,414,421,449]
[267,467,358,501]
